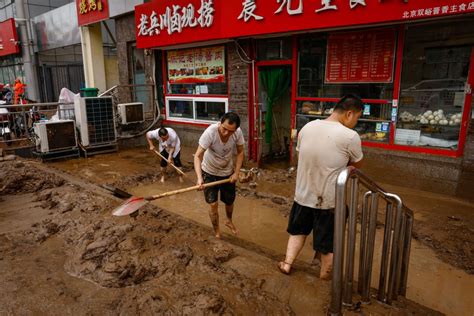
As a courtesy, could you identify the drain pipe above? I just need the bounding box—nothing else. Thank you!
[15,0,40,102]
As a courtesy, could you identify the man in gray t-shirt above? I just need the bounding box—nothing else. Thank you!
[278,95,364,280]
[194,112,245,239]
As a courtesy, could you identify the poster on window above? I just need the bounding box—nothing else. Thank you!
[167,46,225,84]
[325,29,396,83]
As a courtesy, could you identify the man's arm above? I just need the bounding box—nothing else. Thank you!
[348,159,363,169]
[194,145,206,188]
[146,134,155,151]
[167,147,175,163]
[230,144,244,183]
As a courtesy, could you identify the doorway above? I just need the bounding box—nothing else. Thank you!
[256,65,292,165]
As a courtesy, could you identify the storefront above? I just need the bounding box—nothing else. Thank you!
[133,0,474,195]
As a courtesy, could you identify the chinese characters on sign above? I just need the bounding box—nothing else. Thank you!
[402,2,474,18]
[138,0,214,36]
[325,29,396,83]
[167,46,225,84]
[79,0,104,15]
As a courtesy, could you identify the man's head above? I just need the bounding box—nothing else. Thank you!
[158,127,169,141]
[218,112,240,141]
[333,94,364,129]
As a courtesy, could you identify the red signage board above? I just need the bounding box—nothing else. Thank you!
[76,0,109,27]
[0,18,19,57]
[136,0,474,49]
[325,28,396,83]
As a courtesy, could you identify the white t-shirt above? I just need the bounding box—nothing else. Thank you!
[146,127,181,158]
[295,120,363,209]
[199,123,245,177]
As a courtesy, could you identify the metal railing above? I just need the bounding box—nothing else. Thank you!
[329,167,414,315]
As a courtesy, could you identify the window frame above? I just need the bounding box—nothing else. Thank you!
[165,95,229,124]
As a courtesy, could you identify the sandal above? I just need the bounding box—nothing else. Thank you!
[277,261,292,275]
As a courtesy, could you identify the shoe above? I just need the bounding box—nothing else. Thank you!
[277,261,291,275]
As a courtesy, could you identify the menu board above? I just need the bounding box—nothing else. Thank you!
[325,29,396,83]
[168,46,225,84]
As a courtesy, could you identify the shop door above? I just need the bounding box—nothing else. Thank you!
[256,65,292,165]
[129,44,148,108]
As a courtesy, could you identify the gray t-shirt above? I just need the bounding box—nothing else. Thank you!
[295,120,363,209]
[199,123,245,177]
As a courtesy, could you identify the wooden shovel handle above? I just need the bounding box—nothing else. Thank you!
[153,149,185,176]
[144,178,232,201]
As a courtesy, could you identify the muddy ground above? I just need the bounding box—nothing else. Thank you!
[0,158,443,315]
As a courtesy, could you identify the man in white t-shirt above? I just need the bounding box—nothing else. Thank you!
[278,95,364,280]
[146,126,183,183]
[194,112,245,239]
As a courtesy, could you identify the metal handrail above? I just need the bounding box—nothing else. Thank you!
[329,167,414,315]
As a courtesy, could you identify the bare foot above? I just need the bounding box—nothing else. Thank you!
[160,176,165,183]
[179,176,184,183]
[225,221,239,234]
[215,231,221,239]
[277,261,291,275]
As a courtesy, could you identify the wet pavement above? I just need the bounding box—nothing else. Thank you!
[50,146,474,316]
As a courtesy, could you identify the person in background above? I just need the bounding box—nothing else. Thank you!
[146,125,183,183]
[278,95,364,280]
[14,79,26,105]
[194,112,245,239]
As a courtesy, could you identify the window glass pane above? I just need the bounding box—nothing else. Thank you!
[257,37,292,60]
[168,100,193,119]
[195,101,226,121]
[298,34,394,99]
[396,19,473,149]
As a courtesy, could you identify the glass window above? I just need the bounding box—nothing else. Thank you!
[298,35,394,99]
[396,19,473,150]
[166,97,228,123]
[257,37,292,60]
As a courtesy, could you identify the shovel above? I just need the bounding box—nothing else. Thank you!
[112,178,231,216]
[153,149,185,176]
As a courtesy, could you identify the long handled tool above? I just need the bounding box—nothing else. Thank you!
[153,149,185,176]
[112,178,231,216]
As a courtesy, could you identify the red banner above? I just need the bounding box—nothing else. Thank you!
[0,19,19,57]
[136,0,474,49]
[77,0,109,27]
[325,28,396,83]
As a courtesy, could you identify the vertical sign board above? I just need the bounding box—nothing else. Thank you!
[325,29,396,83]
[76,0,109,26]
[0,18,19,57]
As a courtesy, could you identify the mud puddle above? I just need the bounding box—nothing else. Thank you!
[130,179,474,316]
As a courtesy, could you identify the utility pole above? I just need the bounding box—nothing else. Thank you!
[15,0,40,102]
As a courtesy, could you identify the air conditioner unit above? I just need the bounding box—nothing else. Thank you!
[34,120,77,153]
[117,102,145,124]
[74,96,116,147]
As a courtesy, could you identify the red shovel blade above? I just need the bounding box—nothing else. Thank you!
[112,196,148,216]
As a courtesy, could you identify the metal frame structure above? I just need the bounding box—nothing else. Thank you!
[329,167,414,315]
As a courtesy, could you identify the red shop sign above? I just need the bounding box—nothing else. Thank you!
[76,0,109,27]
[136,0,474,49]
[325,28,396,83]
[0,18,19,57]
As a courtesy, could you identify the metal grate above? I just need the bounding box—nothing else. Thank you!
[85,98,116,145]
[46,121,76,151]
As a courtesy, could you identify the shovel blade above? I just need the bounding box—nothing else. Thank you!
[112,196,148,216]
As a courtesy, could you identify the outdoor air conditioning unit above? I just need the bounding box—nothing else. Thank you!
[117,102,145,124]
[74,96,116,147]
[34,120,77,153]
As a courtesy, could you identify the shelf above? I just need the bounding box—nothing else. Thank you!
[297,113,390,123]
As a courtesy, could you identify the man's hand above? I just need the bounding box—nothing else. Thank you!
[196,177,204,190]
[149,145,155,151]
[167,157,173,165]
[230,172,239,183]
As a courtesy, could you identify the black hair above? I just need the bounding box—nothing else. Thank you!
[220,111,241,128]
[158,126,168,137]
[334,94,364,113]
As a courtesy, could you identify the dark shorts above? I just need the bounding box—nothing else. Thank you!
[287,201,334,254]
[203,171,236,205]
[160,150,182,168]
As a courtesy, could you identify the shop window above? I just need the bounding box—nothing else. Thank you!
[396,20,473,150]
[296,29,396,144]
[256,37,292,60]
[166,45,227,96]
[166,96,228,123]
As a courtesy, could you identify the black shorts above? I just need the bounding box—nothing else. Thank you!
[159,150,182,168]
[203,171,236,205]
[287,201,334,254]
